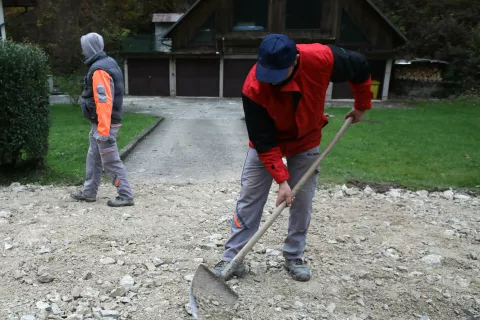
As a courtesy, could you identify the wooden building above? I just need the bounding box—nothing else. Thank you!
[122,0,407,100]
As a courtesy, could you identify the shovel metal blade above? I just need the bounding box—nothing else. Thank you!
[189,264,239,315]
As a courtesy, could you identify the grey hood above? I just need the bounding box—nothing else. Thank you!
[81,33,104,60]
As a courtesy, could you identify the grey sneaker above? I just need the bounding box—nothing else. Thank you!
[284,259,311,282]
[107,196,134,207]
[211,260,248,280]
[70,191,96,202]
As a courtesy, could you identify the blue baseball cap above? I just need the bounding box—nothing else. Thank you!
[256,34,298,83]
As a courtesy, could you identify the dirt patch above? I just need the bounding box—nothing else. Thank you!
[0,182,479,320]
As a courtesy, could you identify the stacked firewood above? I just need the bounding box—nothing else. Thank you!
[394,66,443,82]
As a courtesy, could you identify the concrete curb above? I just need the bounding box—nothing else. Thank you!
[119,117,164,161]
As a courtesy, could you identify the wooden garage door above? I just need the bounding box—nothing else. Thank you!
[176,59,219,97]
[128,59,170,96]
[332,60,386,99]
[223,59,257,97]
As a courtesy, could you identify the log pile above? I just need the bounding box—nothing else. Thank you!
[394,66,443,82]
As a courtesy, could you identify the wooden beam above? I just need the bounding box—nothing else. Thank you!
[382,59,392,100]
[269,0,286,33]
[169,57,176,97]
[0,0,6,41]
[124,59,129,95]
[219,56,224,97]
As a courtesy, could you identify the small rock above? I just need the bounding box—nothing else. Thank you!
[109,287,126,298]
[209,234,223,241]
[267,260,280,268]
[333,190,344,198]
[454,194,471,200]
[37,273,54,283]
[119,297,131,304]
[120,275,135,291]
[184,303,192,315]
[199,243,217,251]
[469,252,478,260]
[443,292,451,299]
[416,190,429,198]
[375,279,384,286]
[37,246,51,254]
[384,248,401,260]
[443,230,455,238]
[211,300,219,306]
[421,254,443,266]
[193,258,204,264]
[293,301,304,309]
[20,316,36,320]
[442,190,454,200]
[100,257,116,265]
[4,243,13,250]
[397,266,409,272]
[274,295,285,301]
[387,189,402,198]
[82,271,93,280]
[117,260,125,266]
[266,248,281,256]
[65,315,83,320]
[62,295,73,302]
[71,286,82,298]
[36,301,51,310]
[152,257,165,267]
[254,244,266,254]
[364,186,374,196]
[357,298,365,307]
[326,303,336,313]
[102,302,118,311]
[0,210,12,218]
[419,316,430,320]
[345,188,358,196]
[14,269,24,279]
[145,262,156,271]
[184,274,194,282]
[81,287,99,299]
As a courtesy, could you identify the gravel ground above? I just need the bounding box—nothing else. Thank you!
[1,181,479,320]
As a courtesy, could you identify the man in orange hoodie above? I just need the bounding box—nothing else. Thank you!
[71,33,134,207]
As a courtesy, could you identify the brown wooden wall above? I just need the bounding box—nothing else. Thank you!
[170,0,400,52]
[337,0,394,50]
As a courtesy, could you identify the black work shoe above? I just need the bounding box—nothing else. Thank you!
[211,260,248,280]
[284,259,311,282]
[107,196,134,207]
[70,191,96,202]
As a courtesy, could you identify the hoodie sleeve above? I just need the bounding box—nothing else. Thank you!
[92,69,114,140]
[327,45,373,111]
[242,94,290,184]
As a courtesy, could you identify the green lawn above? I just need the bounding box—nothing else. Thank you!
[1,104,158,185]
[318,99,480,191]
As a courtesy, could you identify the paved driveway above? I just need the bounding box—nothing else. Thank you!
[121,97,249,183]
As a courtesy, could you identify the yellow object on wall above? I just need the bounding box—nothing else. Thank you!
[371,80,381,99]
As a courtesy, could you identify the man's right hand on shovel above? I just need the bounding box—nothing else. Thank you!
[277,181,294,207]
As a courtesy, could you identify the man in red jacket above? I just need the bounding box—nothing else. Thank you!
[212,34,373,282]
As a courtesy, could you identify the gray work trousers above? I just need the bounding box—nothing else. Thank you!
[222,146,320,261]
[82,123,133,200]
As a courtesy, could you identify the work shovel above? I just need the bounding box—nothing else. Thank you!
[188,117,354,319]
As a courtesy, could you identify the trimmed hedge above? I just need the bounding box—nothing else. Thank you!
[0,41,51,167]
